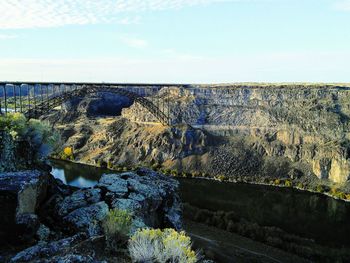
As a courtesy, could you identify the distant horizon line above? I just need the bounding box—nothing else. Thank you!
[1,81,350,87]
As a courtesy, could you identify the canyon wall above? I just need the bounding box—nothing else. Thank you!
[122,85,350,183]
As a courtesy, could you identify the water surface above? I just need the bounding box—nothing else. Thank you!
[179,178,350,248]
[50,159,113,188]
[50,159,350,249]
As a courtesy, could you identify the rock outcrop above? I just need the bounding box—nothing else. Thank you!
[1,168,182,262]
[44,84,350,183]
[10,233,88,262]
[123,85,350,183]
[53,168,182,235]
[0,170,53,244]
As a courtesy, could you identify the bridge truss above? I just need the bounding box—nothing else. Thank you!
[0,82,176,126]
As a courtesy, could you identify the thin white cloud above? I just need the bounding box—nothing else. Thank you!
[0,0,231,29]
[0,34,18,39]
[120,36,148,48]
[118,16,141,25]
[161,48,203,59]
[334,0,350,11]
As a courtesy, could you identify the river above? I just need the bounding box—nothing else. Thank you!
[50,159,350,262]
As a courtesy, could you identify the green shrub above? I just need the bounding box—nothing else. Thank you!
[161,229,197,263]
[297,182,304,189]
[284,180,292,187]
[216,175,227,182]
[0,112,26,136]
[181,172,191,178]
[27,119,60,157]
[130,166,137,171]
[128,228,198,263]
[338,192,346,199]
[102,209,133,251]
[335,191,346,199]
[152,163,161,170]
[273,179,281,185]
[0,113,59,170]
[191,171,201,178]
[316,185,325,193]
[330,188,347,199]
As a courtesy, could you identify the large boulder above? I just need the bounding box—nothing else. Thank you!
[56,188,102,216]
[63,201,109,236]
[97,173,129,196]
[98,168,182,230]
[0,170,52,244]
[49,168,182,236]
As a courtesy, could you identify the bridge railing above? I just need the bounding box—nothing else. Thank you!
[0,83,86,115]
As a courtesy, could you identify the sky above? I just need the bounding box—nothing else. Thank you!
[0,0,350,83]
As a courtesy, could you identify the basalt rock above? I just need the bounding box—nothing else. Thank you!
[97,174,129,196]
[10,233,87,262]
[52,169,182,235]
[0,170,51,244]
[56,188,102,216]
[5,167,182,262]
[63,201,109,235]
[100,168,182,230]
[11,234,107,263]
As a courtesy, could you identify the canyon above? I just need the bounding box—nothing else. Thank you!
[45,84,350,185]
[2,83,350,262]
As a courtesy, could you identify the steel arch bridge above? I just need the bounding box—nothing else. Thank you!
[0,82,179,126]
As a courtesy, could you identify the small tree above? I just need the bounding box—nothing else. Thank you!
[63,147,74,159]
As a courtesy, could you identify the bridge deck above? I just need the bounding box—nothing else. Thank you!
[0,82,174,126]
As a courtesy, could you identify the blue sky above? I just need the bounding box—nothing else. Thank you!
[0,0,350,83]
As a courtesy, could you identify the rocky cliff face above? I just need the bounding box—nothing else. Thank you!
[43,84,350,184]
[122,85,350,183]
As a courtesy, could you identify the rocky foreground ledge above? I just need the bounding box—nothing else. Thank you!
[0,168,182,262]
